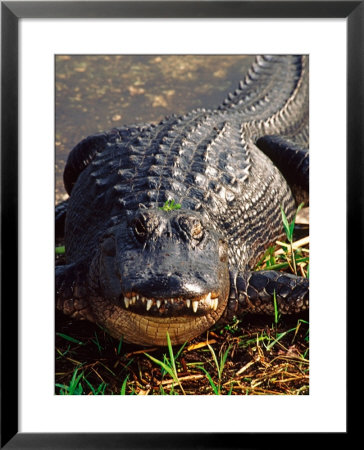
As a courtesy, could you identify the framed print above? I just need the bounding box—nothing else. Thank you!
[1,0,359,447]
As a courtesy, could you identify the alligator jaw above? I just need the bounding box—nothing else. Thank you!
[121,291,220,315]
[89,293,228,346]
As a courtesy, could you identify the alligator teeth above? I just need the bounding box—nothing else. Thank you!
[192,300,198,313]
[146,299,153,311]
[123,292,218,312]
[205,299,212,309]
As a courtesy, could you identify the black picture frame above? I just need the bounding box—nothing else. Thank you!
[1,1,358,448]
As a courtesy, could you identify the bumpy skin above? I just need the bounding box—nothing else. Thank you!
[56,55,309,346]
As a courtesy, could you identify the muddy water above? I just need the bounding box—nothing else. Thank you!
[55,55,255,202]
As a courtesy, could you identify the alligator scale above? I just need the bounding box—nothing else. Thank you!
[56,55,309,346]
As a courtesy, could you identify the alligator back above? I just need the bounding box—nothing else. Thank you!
[65,55,308,270]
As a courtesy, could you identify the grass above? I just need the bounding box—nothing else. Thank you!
[195,339,232,394]
[56,367,109,395]
[144,332,187,394]
[55,313,309,395]
[55,245,65,255]
[254,204,309,279]
[279,202,307,276]
[55,204,309,395]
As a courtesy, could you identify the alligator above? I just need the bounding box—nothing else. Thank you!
[56,55,309,346]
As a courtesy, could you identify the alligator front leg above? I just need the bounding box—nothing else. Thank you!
[56,263,95,322]
[226,270,309,319]
[55,199,69,239]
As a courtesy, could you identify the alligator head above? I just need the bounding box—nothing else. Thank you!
[88,208,230,346]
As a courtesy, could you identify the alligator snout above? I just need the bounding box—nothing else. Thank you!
[96,207,231,318]
[129,270,213,302]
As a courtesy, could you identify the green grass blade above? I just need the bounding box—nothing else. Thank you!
[166,332,177,378]
[91,332,103,352]
[67,369,84,395]
[280,205,291,240]
[256,256,309,272]
[117,337,123,355]
[120,375,129,395]
[219,345,232,380]
[196,366,219,395]
[289,202,305,239]
[95,382,107,395]
[227,382,234,395]
[265,326,305,351]
[207,343,219,371]
[174,340,188,361]
[83,376,96,395]
[55,383,69,394]
[56,332,84,346]
[273,290,279,326]
[144,353,176,382]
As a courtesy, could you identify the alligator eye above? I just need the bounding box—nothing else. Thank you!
[133,217,149,243]
[191,221,204,240]
[134,217,147,236]
[179,216,204,241]
[133,213,159,242]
